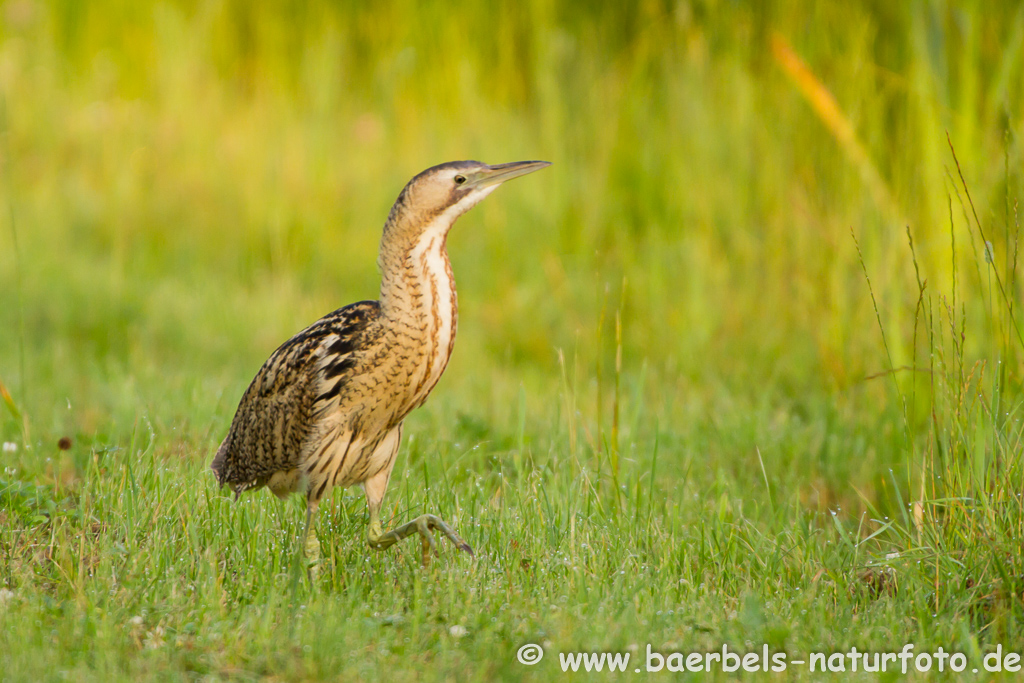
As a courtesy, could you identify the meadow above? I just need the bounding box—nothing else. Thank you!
[1,1,1024,679]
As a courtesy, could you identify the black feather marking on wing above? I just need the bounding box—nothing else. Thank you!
[328,335,358,357]
[324,355,358,381]
[325,356,362,382]
[314,379,343,404]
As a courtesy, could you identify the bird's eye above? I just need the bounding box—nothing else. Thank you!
[454,175,467,185]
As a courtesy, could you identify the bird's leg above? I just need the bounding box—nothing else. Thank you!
[302,500,321,576]
[364,470,472,565]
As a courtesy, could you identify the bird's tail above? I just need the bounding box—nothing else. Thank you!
[210,438,229,486]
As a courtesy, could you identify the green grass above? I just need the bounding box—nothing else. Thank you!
[2,1,1024,680]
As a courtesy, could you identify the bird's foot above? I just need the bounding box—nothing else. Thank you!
[369,514,473,566]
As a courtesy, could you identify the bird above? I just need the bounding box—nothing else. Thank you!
[211,159,551,565]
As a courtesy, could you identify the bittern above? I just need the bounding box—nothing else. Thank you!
[211,160,550,564]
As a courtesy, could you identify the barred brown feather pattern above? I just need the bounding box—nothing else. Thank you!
[210,301,385,497]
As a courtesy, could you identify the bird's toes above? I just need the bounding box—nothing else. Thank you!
[418,526,438,557]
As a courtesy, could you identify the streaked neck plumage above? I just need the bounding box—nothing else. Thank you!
[377,200,462,408]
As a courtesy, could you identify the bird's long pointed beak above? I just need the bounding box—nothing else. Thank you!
[469,160,552,189]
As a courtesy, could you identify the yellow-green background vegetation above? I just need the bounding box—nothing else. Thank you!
[1,1,1023,680]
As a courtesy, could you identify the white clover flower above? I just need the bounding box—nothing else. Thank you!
[144,626,166,649]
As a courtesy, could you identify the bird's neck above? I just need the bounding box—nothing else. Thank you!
[378,210,460,403]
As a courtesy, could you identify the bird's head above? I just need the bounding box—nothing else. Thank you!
[377,159,550,302]
[388,159,552,231]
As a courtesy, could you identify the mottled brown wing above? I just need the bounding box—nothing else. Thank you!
[210,300,382,495]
